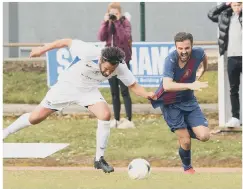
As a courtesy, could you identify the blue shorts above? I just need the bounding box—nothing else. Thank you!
[160,102,208,132]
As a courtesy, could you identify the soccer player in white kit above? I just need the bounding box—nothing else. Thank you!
[3,38,157,173]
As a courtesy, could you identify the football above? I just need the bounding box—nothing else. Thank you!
[128,158,151,179]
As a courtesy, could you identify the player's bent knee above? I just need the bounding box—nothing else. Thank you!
[179,137,191,149]
[29,116,43,125]
[29,113,48,125]
[100,110,111,121]
[196,127,210,142]
[198,133,210,142]
[29,108,54,125]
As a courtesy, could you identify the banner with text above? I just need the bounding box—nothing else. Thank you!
[46,42,213,87]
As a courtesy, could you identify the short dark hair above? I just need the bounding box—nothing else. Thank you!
[101,46,125,65]
[174,32,193,45]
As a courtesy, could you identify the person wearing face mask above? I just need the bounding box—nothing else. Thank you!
[98,2,134,129]
[150,32,210,174]
[208,2,242,127]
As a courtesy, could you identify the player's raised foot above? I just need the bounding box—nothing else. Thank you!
[184,168,196,174]
[94,156,114,173]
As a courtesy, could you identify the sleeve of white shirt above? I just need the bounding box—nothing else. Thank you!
[116,63,136,87]
[69,39,101,61]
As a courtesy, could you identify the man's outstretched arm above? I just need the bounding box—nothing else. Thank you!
[30,38,72,57]
[163,77,208,92]
[129,82,157,100]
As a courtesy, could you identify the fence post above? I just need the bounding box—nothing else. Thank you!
[140,2,146,41]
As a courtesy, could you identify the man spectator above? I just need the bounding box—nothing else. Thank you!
[208,2,242,127]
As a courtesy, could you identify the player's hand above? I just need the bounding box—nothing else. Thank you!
[146,92,157,100]
[226,2,231,6]
[189,81,208,91]
[29,47,43,58]
[104,13,109,22]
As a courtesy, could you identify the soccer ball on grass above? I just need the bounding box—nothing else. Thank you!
[127,158,151,180]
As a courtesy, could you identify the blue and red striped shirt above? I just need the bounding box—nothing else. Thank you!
[151,47,205,108]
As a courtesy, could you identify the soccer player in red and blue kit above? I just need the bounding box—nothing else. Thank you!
[151,32,210,174]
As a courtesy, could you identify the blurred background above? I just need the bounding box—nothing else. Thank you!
[3,2,217,57]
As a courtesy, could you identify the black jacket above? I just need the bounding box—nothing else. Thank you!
[208,3,242,56]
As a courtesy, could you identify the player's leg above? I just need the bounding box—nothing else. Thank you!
[160,105,194,173]
[79,89,114,173]
[88,101,111,160]
[108,76,121,127]
[88,101,114,173]
[174,128,194,173]
[3,105,56,139]
[185,106,210,142]
[191,126,210,142]
[3,85,67,139]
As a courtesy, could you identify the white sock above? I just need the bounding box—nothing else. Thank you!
[95,120,110,161]
[3,113,32,139]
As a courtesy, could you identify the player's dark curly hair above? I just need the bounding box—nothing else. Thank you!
[101,46,125,65]
[174,32,193,45]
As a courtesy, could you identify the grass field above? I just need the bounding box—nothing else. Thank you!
[3,170,242,189]
[3,115,241,167]
[3,71,218,104]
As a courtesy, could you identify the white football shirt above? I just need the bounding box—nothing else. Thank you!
[57,39,136,91]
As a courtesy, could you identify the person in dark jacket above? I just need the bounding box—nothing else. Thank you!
[208,2,242,127]
[98,2,134,128]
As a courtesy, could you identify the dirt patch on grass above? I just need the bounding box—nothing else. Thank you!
[3,156,241,168]
[3,60,46,72]
[4,166,242,173]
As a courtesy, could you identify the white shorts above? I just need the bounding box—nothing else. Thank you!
[40,82,106,111]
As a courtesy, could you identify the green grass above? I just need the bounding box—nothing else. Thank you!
[3,71,218,104]
[3,72,48,104]
[3,170,242,189]
[3,116,241,167]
